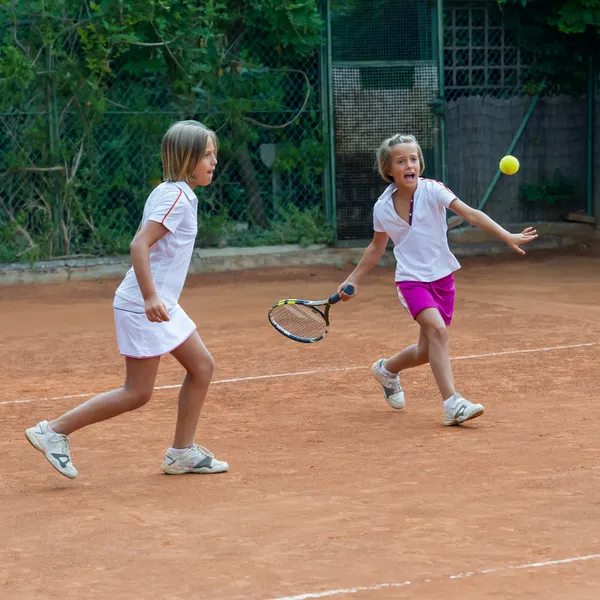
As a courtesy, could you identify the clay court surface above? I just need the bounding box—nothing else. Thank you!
[1,246,600,600]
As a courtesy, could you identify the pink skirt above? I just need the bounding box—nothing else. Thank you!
[396,273,456,325]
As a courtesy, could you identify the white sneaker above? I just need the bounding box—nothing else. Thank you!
[371,358,405,409]
[161,444,229,475]
[444,393,484,426]
[25,421,78,479]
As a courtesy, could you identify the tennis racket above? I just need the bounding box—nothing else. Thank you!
[268,284,355,343]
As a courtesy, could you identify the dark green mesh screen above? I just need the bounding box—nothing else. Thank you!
[331,0,439,240]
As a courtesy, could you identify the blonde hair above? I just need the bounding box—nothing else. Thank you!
[161,120,218,182]
[376,134,425,183]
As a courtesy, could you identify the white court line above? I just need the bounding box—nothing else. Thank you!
[267,553,600,600]
[1,342,595,408]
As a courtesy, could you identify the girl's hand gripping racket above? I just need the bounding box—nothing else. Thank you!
[268,284,355,343]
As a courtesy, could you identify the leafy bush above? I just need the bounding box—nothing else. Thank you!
[0,1,331,261]
[520,171,578,208]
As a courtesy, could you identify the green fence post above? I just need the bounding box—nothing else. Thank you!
[320,0,337,234]
[587,56,595,217]
[47,49,63,255]
[437,0,447,183]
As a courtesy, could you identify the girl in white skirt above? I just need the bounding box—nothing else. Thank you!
[25,120,228,479]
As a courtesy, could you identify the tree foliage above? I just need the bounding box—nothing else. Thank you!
[498,0,600,93]
[0,0,325,262]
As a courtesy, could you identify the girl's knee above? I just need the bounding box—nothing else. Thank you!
[188,353,215,382]
[421,322,449,344]
[123,387,153,410]
[203,355,215,381]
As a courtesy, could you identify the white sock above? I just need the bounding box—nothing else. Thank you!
[443,394,457,409]
[169,446,191,456]
[46,423,59,436]
[380,362,397,377]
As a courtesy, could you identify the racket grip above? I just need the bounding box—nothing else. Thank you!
[329,284,355,304]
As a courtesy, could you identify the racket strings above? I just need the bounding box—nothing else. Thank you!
[270,304,327,340]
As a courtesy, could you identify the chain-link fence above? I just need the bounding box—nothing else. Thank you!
[2,1,597,265]
[330,0,439,241]
[0,6,327,264]
[327,0,595,236]
[442,0,592,225]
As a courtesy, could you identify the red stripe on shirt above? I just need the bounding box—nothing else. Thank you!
[422,178,453,194]
[161,190,183,224]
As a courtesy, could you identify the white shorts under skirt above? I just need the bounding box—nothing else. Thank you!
[113,297,196,359]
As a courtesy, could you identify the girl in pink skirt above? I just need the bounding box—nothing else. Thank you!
[26,121,229,478]
[337,134,538,425]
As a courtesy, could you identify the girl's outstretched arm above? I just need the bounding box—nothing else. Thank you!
[449,198,538,255]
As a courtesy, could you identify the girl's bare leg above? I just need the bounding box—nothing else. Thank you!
[49,357,161,435]
[415,307,455,400]
[169,331,214,448]
[383,328,429,373]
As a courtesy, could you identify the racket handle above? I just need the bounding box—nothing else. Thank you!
[329,284,355,304]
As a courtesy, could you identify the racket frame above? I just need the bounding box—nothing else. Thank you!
[267,285,354,343]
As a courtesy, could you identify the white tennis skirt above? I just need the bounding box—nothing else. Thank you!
[113,297,196,359]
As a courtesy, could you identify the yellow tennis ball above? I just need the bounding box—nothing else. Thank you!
[499,155,519,175]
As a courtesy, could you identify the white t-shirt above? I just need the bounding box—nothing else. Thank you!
[115,181,198,310]
[373,178,461,282]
